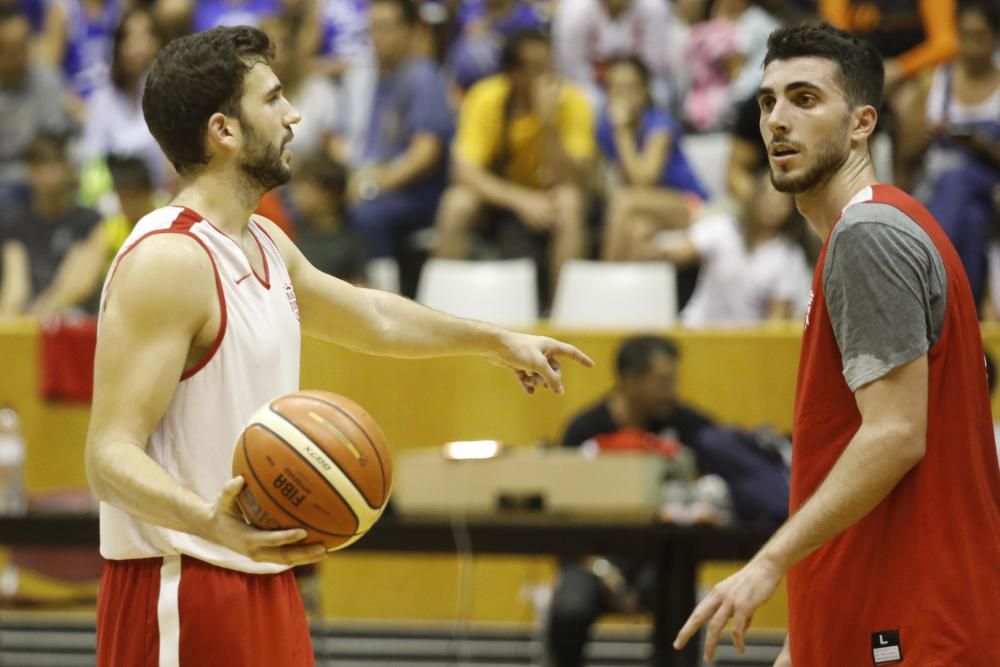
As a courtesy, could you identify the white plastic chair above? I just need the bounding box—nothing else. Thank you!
[416,258,539,328]
[551,260,677,330]
[681,132,732,200]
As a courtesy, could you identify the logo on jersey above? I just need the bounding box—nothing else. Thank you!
[871,629,903,664]
[804,289,815,330]
[284,283,300,321]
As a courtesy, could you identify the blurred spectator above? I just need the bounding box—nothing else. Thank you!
[261,15,344,160]
[548,335,714,667]
[911,0,1000,311]
[726,94,768,208]
[652,170,811,326]
[0,133,101,316]
[821,0,959,186]
[552,0,685,111]
[597,56,708,261]
[682,0,780,131]
[193,0,281,32]
[435,30,593,294]
[38,0,120,99]
[79,6,171,188]
[290,152,368,283]
[349,0,454,261]
[0,9,74,210]
[446,0,545,90]
[302,0,377,162]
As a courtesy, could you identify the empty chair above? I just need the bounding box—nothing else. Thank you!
[551,260,677,330]
[416,258,539,328]
[681,132,732,201]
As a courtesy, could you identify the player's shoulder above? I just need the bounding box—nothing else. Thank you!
[835,194,927,246]
[110,230,217,310]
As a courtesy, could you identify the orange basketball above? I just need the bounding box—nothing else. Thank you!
[232,390,393,551]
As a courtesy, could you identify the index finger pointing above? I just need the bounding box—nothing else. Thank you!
[550,341,595,368]
[673,595,718,650]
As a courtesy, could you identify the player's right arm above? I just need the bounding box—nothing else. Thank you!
[85,234,325,566]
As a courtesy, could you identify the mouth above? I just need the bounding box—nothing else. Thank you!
[770,143,801,164]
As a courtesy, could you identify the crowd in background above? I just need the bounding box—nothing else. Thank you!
[1,0,999,324]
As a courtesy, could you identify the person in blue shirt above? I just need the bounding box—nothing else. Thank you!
[192,0,282,33]
[598,56,708,261]
[446,0,545,90]
[349,0,454,261]
[38,0,120,98]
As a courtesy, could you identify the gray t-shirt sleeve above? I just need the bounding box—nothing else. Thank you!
[823,203,947,391]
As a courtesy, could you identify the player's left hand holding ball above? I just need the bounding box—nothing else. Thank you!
[489,332,595,395]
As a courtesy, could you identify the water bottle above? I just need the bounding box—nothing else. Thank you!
[0,406,26,515]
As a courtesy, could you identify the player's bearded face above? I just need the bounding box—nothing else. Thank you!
[770,115,851,194]
[237,115,292,191]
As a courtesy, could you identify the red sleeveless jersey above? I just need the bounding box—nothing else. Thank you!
[788,185,1000,666]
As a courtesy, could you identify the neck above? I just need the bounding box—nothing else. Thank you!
[608,391,644,428]
[171,167,264,236]
[34,192,72,218]
[794,151,878,240]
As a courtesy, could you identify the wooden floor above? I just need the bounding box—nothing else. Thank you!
[0,613,784,666]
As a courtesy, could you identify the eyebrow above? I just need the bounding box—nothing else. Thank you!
[756,81,822,99]
[264,82,283,98]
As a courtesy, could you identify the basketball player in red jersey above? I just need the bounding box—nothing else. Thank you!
[85,27,593,666]
[674,23,1000,667]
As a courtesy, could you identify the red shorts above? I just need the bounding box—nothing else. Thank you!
[96,555,314,667]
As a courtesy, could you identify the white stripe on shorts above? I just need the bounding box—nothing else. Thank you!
[157,555,181,667]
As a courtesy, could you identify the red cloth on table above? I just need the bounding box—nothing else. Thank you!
[39,316,98,402]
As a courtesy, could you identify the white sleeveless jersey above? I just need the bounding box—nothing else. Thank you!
[97,206,301,573]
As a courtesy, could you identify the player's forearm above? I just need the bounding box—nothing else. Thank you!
[755,422,924,572]
[360,287,507,358]
[86,440,213,538]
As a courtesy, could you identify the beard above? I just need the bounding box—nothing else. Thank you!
[770,122,850,194]
[238,121,291,192]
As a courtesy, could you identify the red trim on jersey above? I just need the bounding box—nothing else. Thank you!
[187,207,270,289]
[245,224,271,289]
[103,216,228,381]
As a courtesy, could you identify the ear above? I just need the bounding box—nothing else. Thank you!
[851,104,878,145]
[205,111,239,155]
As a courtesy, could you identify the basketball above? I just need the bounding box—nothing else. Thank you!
[232,390,393,551]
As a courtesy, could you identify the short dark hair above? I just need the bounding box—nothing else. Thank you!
[500,29,549,72]
[22,131,69,164]
[763,22,884,111]
[297,153,347,194]
[616,336,679,379]
[960,0,1000,34]
[107,155,153,191]
[142,26,274,175]
[110,8,165,92]
[371,0,419,25]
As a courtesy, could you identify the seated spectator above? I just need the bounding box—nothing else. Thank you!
[682,0,779,131]
[552,0,685,111]
[446,0,545,91]
[290,153,368,284]
[0,8,74,209]
[548,335,714,667]
[348,0,453,263]
[725,94,768,208]
[261,15,344,161]
[79,6,171,188]
[434,29,593,295]
[192,0,281,33]
[821,0,959,187]
[303,0,376,162]
[653,170,812,326]
[911,0,1000,310]
[38,0,120,100]
[0,133,101,317]
[598,56,708,261]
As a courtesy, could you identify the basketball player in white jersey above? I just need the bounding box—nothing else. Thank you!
[85,26,594,667]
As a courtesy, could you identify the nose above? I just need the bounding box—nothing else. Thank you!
[765,98,791,137]
[284,100,302,127]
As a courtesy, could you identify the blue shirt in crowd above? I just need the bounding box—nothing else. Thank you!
[597,106,708,199]
[59,0,120,97]
[193,0,281,33]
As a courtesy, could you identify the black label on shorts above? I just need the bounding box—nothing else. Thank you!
[871,629,903,664]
